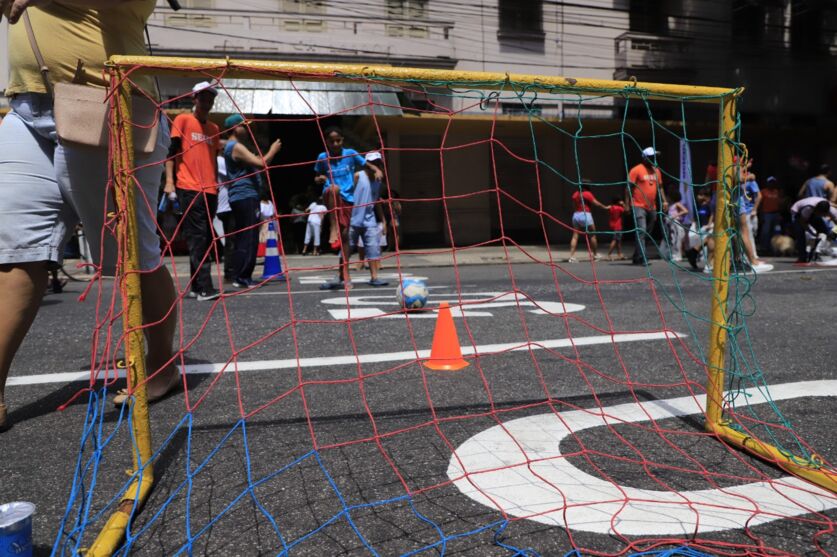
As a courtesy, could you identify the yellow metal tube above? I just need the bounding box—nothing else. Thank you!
[108,55,736,102]
[708,422,837,494]
[704,94,737,427]
[702,97,837,495]
[87,72,155,557]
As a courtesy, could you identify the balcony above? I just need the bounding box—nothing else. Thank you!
[613,32,694,84]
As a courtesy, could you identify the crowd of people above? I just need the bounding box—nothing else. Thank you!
[567,148,837,271]
[157,91,399,297]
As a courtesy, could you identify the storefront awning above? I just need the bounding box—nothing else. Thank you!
[211,79,403,116]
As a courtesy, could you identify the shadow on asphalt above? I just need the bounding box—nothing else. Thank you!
[6,357,213,431]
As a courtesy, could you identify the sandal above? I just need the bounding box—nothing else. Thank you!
[113,366,181,407]
[368,279,389,287]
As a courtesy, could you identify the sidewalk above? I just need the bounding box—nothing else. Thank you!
[63,244,805,281]
[63,244,577,280]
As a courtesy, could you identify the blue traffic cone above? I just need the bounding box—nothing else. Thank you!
[261,221,286,282]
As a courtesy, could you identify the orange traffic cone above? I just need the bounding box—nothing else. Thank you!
[423,302,470,371]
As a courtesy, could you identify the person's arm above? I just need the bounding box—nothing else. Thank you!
[375,202,386,232]
[828,181,837,204]
[752,189,762,214]
[674,202,689,219]
[657,171,669,210]
[626,167,638,207]
[163,137,182,195]
[232,139,281,169]
[314,157,328,186]
[589,194,609,211]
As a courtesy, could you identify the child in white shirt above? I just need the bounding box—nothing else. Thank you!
[303,197,327,255]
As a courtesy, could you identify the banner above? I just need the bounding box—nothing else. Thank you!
[679,138,694,224]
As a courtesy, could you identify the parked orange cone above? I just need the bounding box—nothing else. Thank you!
[423,302,470,371]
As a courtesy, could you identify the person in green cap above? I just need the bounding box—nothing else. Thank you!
[222,114,282,288]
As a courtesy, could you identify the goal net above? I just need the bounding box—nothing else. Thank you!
[50,57,835,556]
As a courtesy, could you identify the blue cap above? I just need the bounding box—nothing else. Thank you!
[223,114,245,129]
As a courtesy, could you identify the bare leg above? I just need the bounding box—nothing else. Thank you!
[0,263,48,422]
[369,260,380,281]
[569,232,579,260]
[140,266,179,399]
[339,226,352,284]
[739,214,762,266]
[589,229,599,258]
[324,186,340,246]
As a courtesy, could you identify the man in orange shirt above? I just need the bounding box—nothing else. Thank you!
[627,147,669,265]
[164,82,222,301]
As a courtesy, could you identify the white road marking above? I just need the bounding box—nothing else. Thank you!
[7,331,680,387]
[296,272,428,285]
[328,307,494,319]
[323,292,586,320]
[448,379,837,536]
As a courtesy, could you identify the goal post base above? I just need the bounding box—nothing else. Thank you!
[707,421,837,494]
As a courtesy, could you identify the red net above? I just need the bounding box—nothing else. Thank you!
[49,62,836,556]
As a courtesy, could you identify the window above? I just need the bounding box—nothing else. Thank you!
[386,0,429,39]
[629,0,667,35]
[498,0,544,42]
[282,0,326,33]
[386,0,428,19]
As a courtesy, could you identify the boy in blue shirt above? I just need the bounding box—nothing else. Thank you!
[315,127,381,288]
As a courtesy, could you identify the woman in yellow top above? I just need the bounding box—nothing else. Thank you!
[0,0,179,430]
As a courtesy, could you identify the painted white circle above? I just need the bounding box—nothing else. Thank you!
[447,380,837,536]
[321,291,585,316]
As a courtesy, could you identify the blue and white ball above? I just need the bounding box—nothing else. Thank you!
[396,278,429,310]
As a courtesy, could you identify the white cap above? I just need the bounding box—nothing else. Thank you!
[642,146,659,158]
[192,81,218,96]
[365,151,382,163]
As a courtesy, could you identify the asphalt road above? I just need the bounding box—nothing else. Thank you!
[2,257,835,556]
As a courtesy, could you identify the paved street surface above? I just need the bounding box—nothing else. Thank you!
[2,246,835,556]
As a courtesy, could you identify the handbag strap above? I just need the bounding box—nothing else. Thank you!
[22,11,54,97]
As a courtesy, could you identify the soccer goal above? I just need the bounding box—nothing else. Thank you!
[52,56,835,556]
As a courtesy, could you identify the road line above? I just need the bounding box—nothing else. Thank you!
[7,331,682,387]
[449,379,837,535]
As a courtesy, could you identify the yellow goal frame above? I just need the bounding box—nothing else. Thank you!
[86,56,836,556]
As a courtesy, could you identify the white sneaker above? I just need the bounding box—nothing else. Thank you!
[567,257,578,263]
[196,289,220,302]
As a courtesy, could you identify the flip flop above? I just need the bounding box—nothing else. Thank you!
[113,366,181,407]
[368,279,389,287]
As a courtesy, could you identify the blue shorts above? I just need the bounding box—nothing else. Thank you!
[349,225,381,260]
[572,211,595,230]
[0,93,170,274]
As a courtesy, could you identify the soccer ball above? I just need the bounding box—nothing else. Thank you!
[396,278,429,310]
